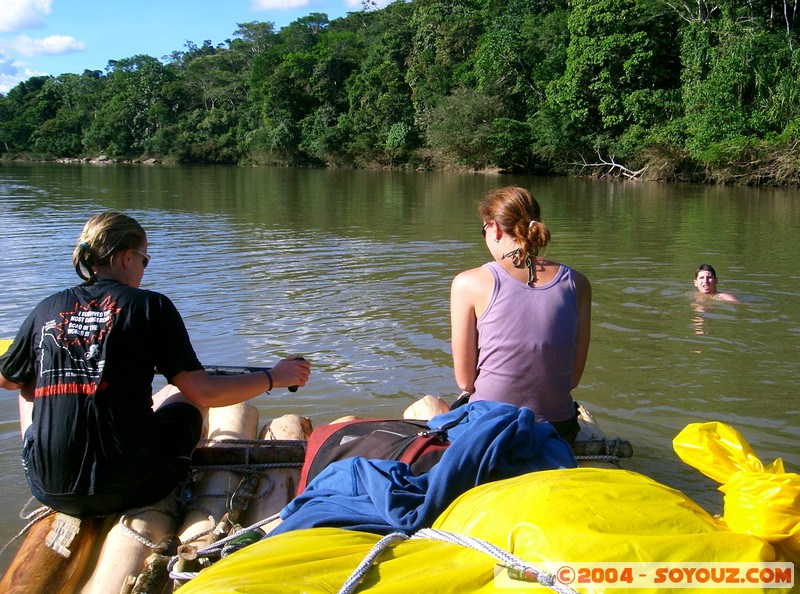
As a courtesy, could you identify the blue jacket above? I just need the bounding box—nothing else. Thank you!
[269,401,577,536]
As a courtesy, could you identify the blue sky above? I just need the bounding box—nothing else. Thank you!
[0,0,392,93]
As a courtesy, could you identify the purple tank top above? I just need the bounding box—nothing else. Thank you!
[471,261,578,422]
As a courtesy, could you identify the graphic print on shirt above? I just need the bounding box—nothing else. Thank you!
[35,295,121,397]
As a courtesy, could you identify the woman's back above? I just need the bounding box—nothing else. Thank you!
[471,262,579,422]
[450,186,591,441]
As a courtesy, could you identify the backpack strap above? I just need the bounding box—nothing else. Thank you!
[418,410,468,440]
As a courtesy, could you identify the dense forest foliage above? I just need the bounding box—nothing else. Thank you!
[3,0,800,185]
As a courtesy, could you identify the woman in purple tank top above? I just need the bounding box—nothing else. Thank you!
[450,186,592,442]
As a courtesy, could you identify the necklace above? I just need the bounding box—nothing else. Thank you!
[502,249,537,285]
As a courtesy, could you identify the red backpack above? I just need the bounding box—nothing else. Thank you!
[296,415,465,495]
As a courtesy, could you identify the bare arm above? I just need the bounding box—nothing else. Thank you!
[450,270,482,394]
[1,361,38,439]
[18,387,34,441]
[0,372,22,391]
[572,270,592,389]
[170,356,311,409]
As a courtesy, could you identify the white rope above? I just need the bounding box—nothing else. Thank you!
[19,497,50,520]
[335,528,577,594]
[415,529,578,594]
[196,512,280,556]
[165,522,578,593]
[0,501,54,556]
[118,504,182,549]
[337,532,409,594]
[166,513,281,581]
[169,570,200,581]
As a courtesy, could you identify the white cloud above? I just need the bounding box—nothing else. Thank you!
[0,31,84,92]
[1,34,85,56]
[0,0,53,33]
[250,0,311,9]
[0,58,45,93]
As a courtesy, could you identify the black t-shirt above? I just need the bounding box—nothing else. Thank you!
[0,278,203,499]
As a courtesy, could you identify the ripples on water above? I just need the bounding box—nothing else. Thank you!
[1,164,799,564]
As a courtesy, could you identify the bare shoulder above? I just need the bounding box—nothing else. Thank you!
[715,292,740,303]
[568,266,592,300]
[572,267,591,289]
[452,265,492,290]
[534,258,563,284]
[547,260,590,291]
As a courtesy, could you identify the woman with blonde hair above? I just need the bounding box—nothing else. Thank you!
[450,186,591,442]
[0,211,311,516]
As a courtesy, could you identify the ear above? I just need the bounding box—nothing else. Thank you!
[493,223,503,242]
[120,249,135,270]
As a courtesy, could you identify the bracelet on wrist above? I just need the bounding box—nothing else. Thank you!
[262,369,273,393]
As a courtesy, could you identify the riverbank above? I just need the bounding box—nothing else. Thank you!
[5,139,800,187]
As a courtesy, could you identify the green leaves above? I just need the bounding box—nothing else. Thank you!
[1,0,799,182]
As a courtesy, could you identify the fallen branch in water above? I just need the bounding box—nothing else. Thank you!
[574,149,647,180]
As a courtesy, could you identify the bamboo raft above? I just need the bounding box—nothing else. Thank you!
[0,400,631,594]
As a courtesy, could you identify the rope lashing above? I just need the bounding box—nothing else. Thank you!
[573,436,627,464]
[575,454,619,463]
[118,504,183,549]
[190,462,302,473]
[335,528,578,594]
[415,529,578,594]
[0,500,54,556]
[337,532,410,594]
[197,438,302,447]
[166,512,281,582]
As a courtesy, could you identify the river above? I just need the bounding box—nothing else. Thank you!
[0,162,798,569]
